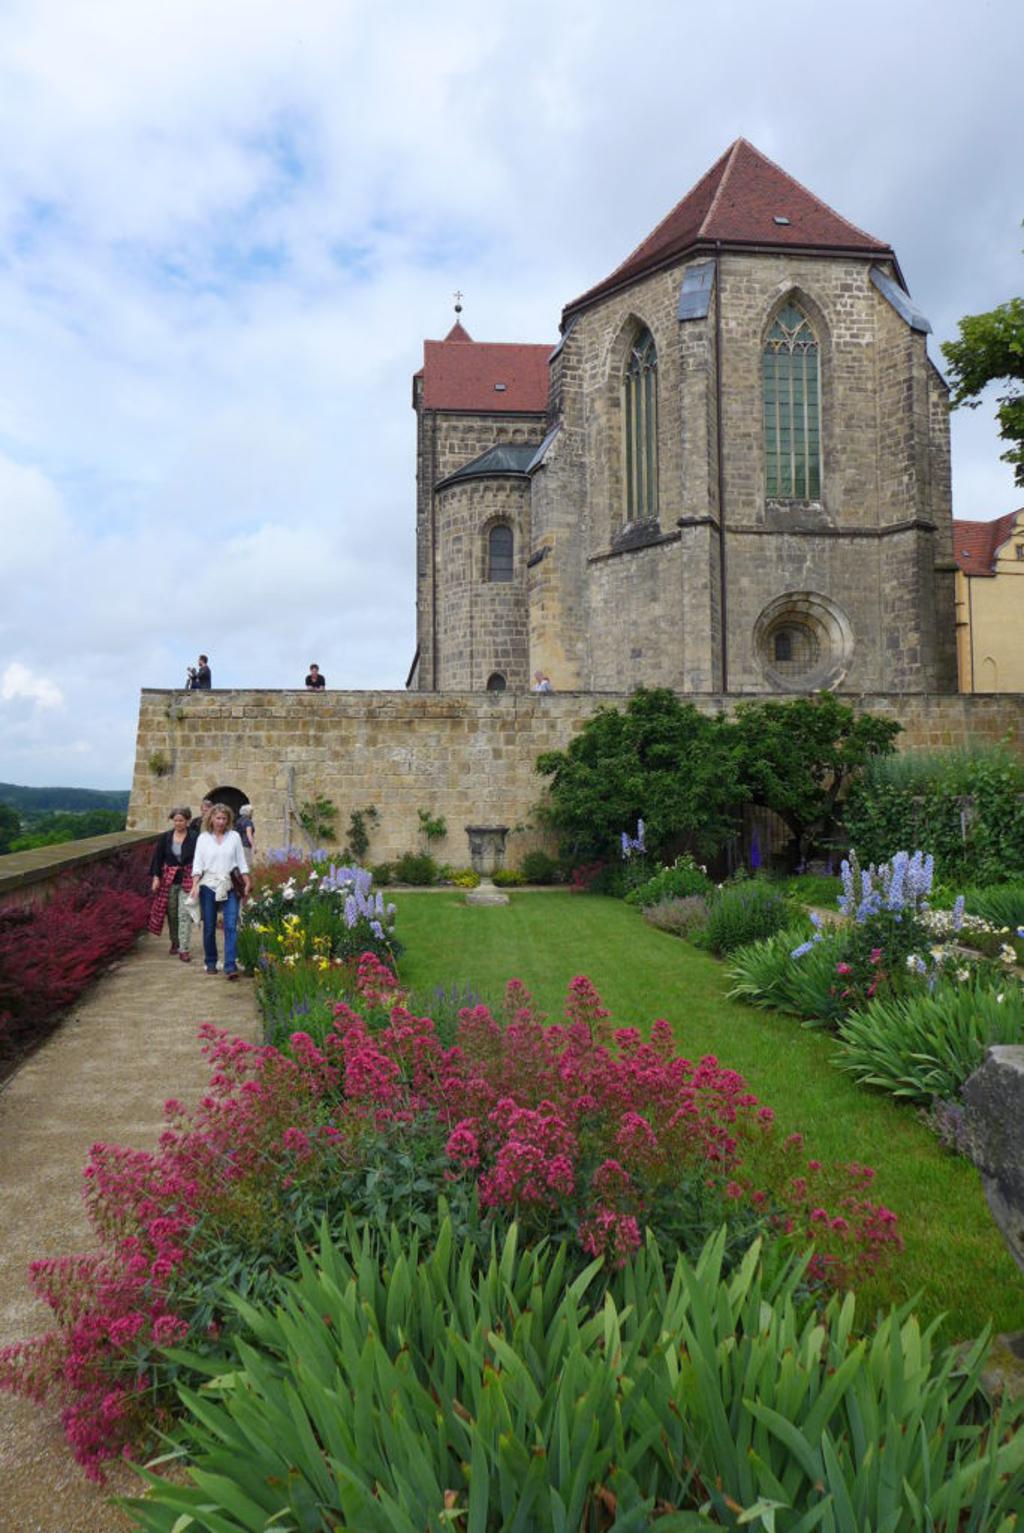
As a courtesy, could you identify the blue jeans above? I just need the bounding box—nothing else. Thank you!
[199,886,240,973]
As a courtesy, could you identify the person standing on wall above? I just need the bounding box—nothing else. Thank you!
[148,807,198,961]
[189,802,250,980]
[187,654,212,689]
[304,663,326,689]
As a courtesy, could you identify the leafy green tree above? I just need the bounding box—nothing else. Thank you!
[0,802,21,854]
[732,694,900,863]
[8,807,124,851]
[536,688,742,861]
[941,292,1024,487]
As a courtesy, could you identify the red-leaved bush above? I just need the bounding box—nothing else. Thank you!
[0,955,902,1479]
[0,843,152,1065]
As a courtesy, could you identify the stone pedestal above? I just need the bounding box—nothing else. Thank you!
[962,1045,1024,1401]
[465,825,510,906]
[963,1045,1024,1276]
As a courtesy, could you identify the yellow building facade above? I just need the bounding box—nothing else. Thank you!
[954,508,1024,692]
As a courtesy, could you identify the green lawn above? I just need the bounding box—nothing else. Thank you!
[394,890,1024,1345]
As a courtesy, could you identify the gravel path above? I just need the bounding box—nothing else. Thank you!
[0,933,260,1532]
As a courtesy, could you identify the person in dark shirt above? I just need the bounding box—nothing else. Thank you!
[305,663,326,689]
[187,655,212,689]
[190,798,213,833]
[148,807,199,959]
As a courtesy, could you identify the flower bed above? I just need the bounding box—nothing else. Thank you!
[727,849,1024,1121]
[0,962,901,1481]
[237,856,398,1037]
[0,842,151,1069]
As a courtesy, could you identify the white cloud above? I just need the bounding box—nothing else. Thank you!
[1,661,64,709]
[0,0,1019,785]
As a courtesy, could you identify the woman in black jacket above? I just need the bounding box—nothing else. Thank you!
[148,808,199,961]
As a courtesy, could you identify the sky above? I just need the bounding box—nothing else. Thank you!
[0,0,1021,789]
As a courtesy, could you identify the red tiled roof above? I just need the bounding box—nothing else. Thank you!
[419,324,551,412]
[563,138,893,320]
[953,511,1024,576]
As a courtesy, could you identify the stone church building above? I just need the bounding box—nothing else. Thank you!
[131,141,1005,860]
[409,138,957,698]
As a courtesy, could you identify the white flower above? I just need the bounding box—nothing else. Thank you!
[996,993,1005,1004]
[956,968,970,982]
[999,944,1017,965]
[283,888,295,901]
[905,954,918,970]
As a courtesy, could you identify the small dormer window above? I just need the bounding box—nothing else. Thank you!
[1016,544,1024,561]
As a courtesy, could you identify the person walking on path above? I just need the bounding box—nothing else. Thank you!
[189,803,250,979]
[235,802,256,866]
[148,807,198,960]
[190,798,213,833]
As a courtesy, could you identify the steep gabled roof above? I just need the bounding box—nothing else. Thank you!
[563,138,894,321]
[418,321,551,413]
[953,511,1024,577]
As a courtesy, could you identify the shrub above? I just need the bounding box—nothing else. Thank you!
[492,867,525,887]
[391,851,439,885]
[962,879,1024,930]
[369,860,392,886]
[728,925,853,1027]
[624,853,712,907]
[835,975,1024,1103]
[520,847,558,884]
[0,843,151,1066]
[447,866,480,888]
[843,742,1024,883]
[642,893,709,938]
[699,880,795,955]
[125,1224,1024,1533]
[1,974,901,1479]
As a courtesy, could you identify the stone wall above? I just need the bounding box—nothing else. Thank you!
[128,689,1024,867]
[0,831,157,912]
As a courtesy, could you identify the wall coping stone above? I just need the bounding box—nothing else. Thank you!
[0,830,158,900]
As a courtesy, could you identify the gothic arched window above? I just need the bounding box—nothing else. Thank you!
[623,327,658,522]
[763,303,821,500]
[487,524,513,582]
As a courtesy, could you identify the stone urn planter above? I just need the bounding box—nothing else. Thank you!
[464,825,510,905]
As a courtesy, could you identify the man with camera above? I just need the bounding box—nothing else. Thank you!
[186,654,212,690]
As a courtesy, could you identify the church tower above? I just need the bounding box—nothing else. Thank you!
[412,143,958,697]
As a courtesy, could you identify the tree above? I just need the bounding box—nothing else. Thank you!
[535,688,743,861]
[0,802,21,854]
[941,293,1024,488]
[732,694,901,864]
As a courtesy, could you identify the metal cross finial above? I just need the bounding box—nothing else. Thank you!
[453,289,464,315]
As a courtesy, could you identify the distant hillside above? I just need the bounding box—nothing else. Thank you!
[0,782,130,815]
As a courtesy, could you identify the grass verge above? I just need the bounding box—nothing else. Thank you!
[394,890,1024,1344]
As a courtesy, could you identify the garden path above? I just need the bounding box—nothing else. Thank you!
[0,931,260,1533]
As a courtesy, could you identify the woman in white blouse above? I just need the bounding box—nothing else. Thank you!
[190,802,251,979]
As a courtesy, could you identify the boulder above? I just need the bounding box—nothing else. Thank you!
[962,1045,1024,1275]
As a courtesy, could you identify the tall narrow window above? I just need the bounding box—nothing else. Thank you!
[763,303,821,500]
[487,524,513,582]
[623,328,658,521]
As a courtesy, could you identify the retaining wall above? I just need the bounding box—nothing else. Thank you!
[128,689,1024,869]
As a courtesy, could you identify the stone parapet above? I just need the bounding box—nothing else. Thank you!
[128,689,1024,868]
[0,831,158,912]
